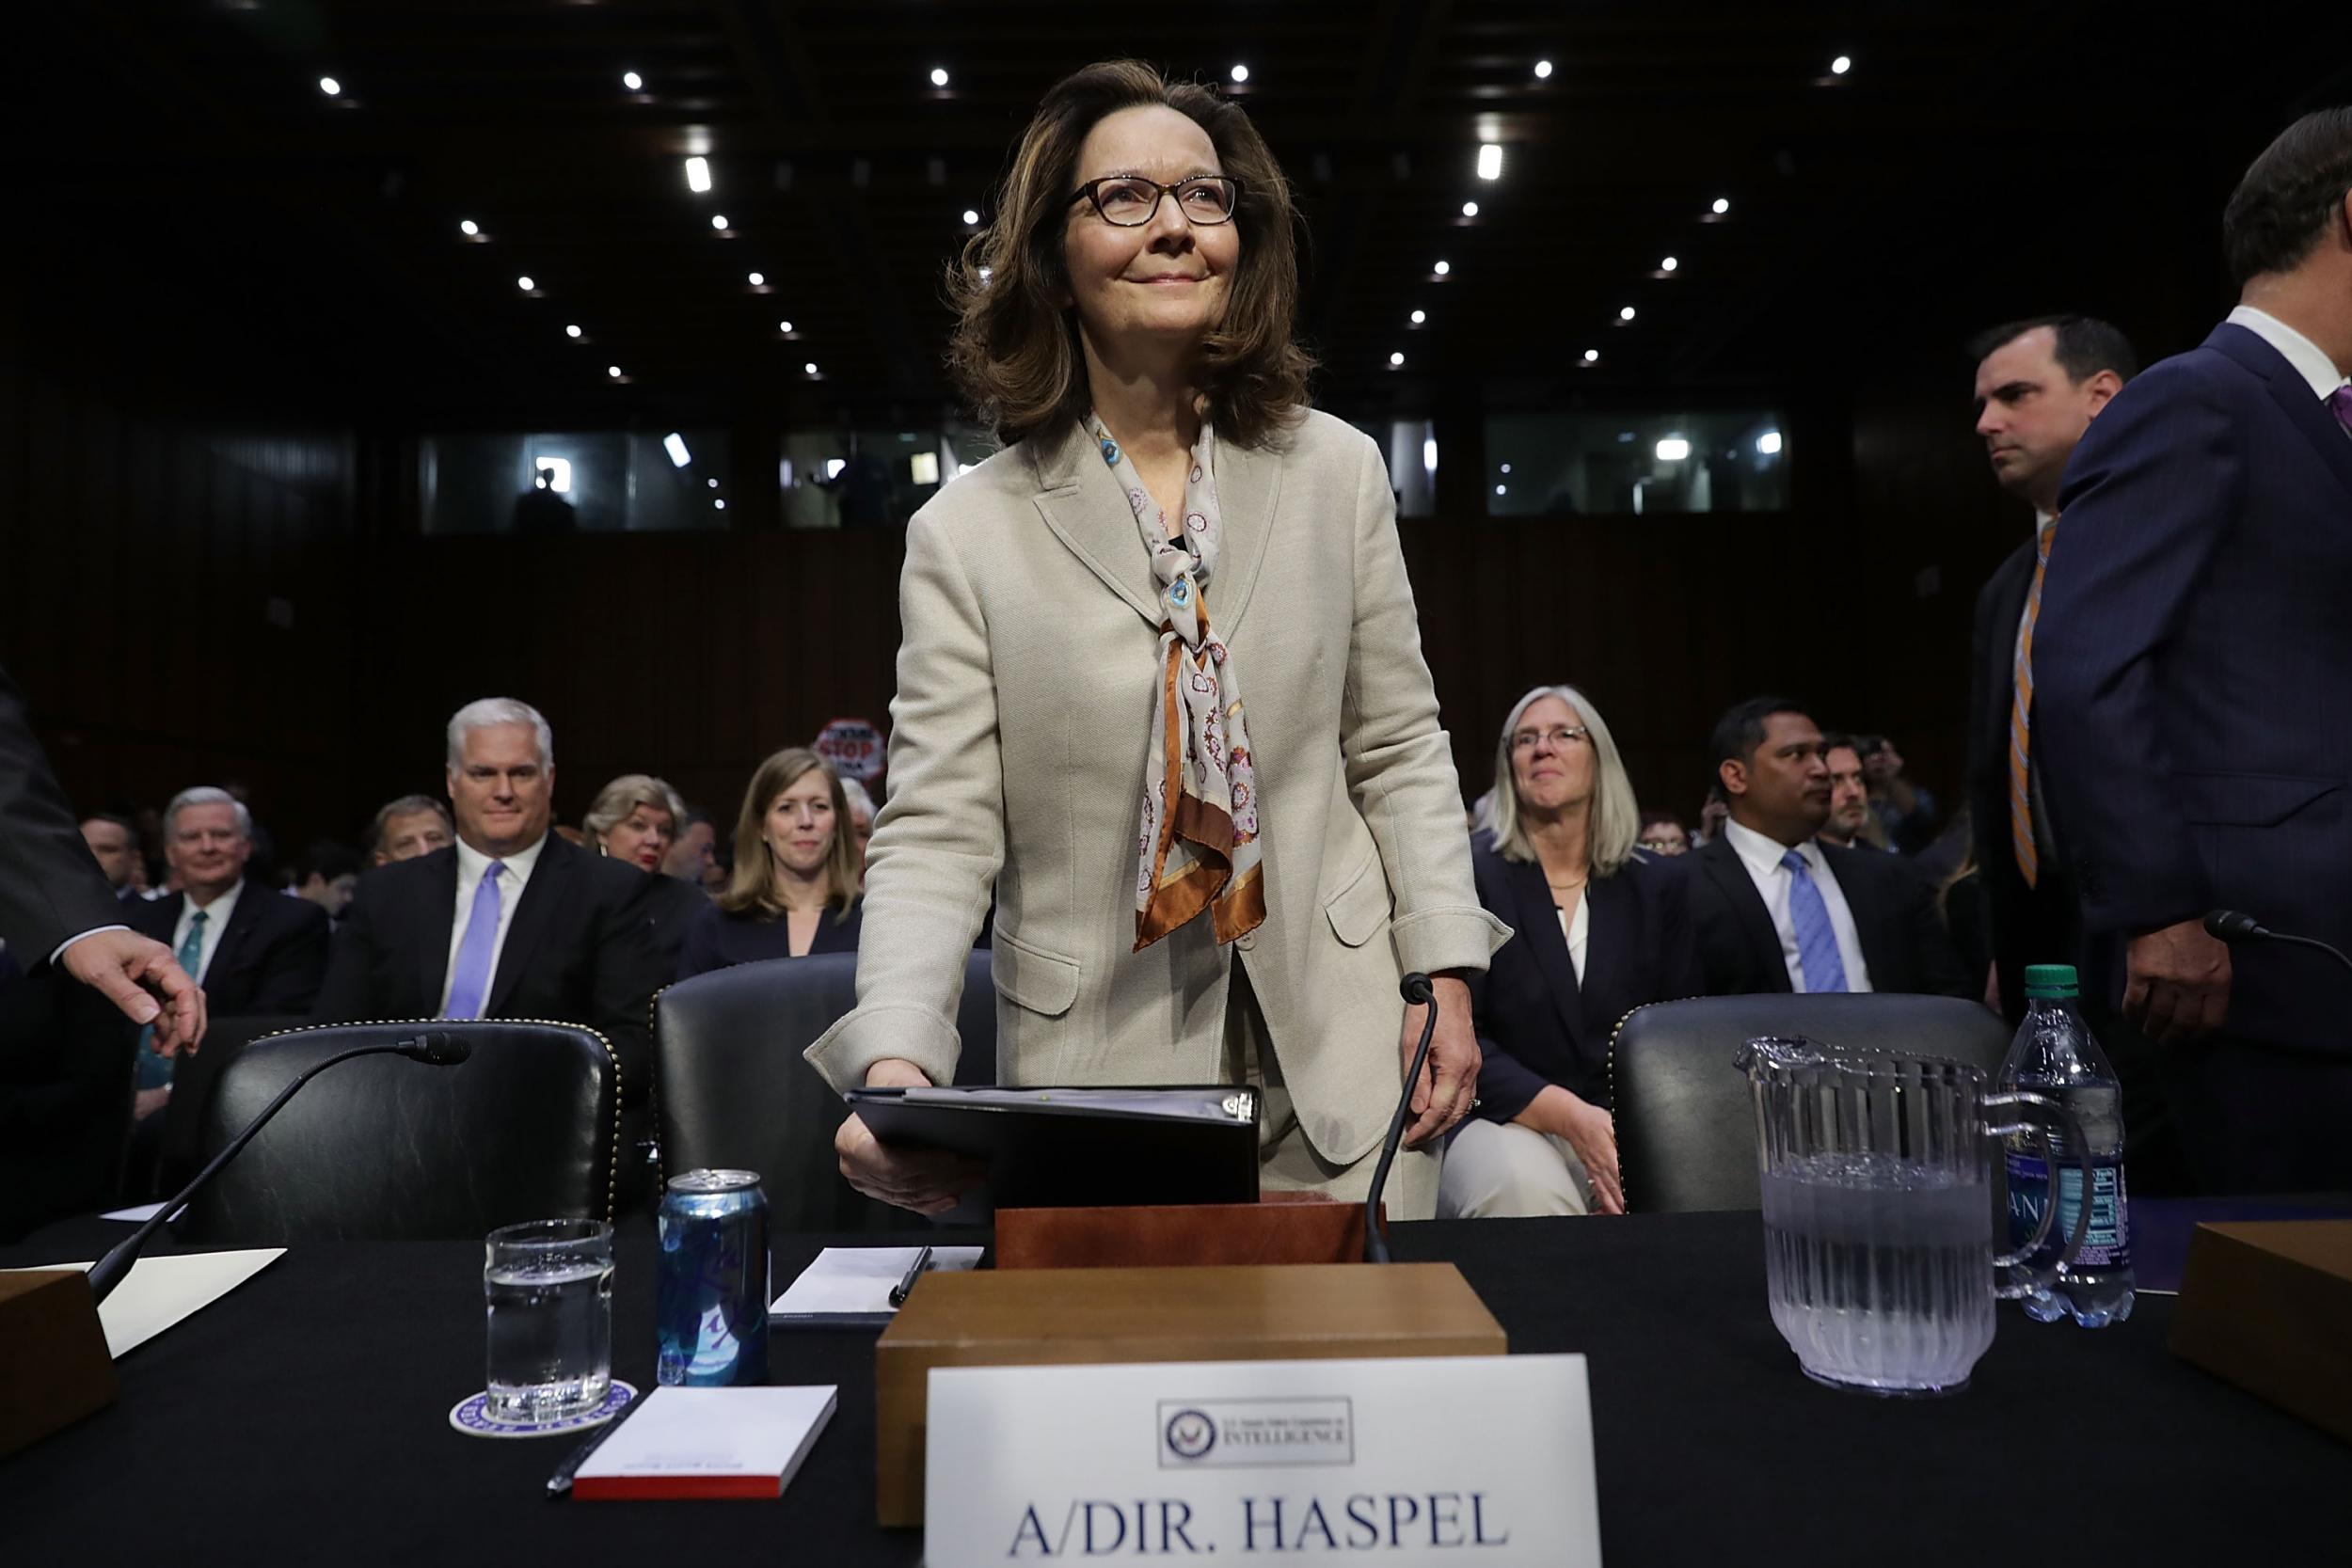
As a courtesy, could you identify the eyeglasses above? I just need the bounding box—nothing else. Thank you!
[1069,175,1243,228]
[1511,725,1590,752]
[1638,837,1687,854]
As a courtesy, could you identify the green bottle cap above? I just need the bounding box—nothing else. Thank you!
[2023,963,2079,998]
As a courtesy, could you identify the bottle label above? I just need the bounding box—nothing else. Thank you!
[2010,1150,2129,1269]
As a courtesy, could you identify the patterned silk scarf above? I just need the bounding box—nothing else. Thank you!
[1089,413,1266,952]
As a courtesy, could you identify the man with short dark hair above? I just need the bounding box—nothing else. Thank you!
[368,794,453,865]
[292,840,363,924]
[1965,313,2137,1021]
[79,814,143,902]
[2036,109,2352,1194]
[1816,735,1884,851]
[1682,698,1969,999]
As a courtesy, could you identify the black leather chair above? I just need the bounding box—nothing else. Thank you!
[180,1020,619,1244]
[1610,993,2014,1214]
[145,1013,310,1199]
[653,952,997,1231]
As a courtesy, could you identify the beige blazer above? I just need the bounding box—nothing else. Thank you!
[806,409,1510,1164]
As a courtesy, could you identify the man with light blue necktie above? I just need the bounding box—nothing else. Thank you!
[1683,697,1971,1000]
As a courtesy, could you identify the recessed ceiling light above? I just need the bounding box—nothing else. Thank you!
[1476,143,1503,181]
[663,433,691,467]
[516,276,536,292]
[713,499,726,511]
[930,67,949,87]
[685,156,712,194]
[317,76,342,97]
[1711,197,1730,215]
[1230,64,1249,84]
[1461,201,1479,217]
[1756,431,1784,455]
[803,361,818,374]
[1830,55,1852,76]
[1656,436,1691,461]
[564,324,581,339]
[962,208,979,225]
[1495,484,1507,497]
[622,70,644,91]
[1661,255,1679,272]
[710,214,729,230]
[1409,309,1426,325]
[1534,59,1553,80]
[1389,351,1406,367]
[707,478,719,489]
[1618,305,1637,321]
[779,320,794,333]
[458,219,479,237]
[1434,260,1451,276]
[1582,348,1599,363]
[1501,464,1512,474]
[607,365,622,378]
[748,271,765,286]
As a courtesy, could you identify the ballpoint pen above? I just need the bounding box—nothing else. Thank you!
[888,1244,935,1307]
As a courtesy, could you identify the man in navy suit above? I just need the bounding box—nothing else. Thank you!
[2035,108,2352,1194]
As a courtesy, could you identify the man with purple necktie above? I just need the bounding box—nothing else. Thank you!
[2036,108,2352,1195]
[316,698,668,1204]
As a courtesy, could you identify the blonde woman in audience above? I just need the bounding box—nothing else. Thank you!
[1444,684,1703,1218]
[675,749,863,979]
[583,772,705,962]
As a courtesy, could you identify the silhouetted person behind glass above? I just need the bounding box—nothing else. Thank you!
[512,467,578,535]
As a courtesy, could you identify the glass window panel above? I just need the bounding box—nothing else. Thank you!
[1483,411,1788,516]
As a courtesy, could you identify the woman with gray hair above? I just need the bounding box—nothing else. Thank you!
[580,774,688,874]
[1442,685,1703,1218]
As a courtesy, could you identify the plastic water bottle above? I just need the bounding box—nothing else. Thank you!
[1997,963,2135,1326]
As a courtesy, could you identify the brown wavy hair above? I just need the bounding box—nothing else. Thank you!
[946,59,1314,449]
[718,748,861,922]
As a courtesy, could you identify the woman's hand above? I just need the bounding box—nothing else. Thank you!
[1532,1086,1624,1215]
[834,1057,988,1216]
[1400,975,1480,1149]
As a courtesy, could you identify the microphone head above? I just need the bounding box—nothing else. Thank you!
[403,1033,473,1067]
[2203,909,2265,942]
[1398,972,1435,1006]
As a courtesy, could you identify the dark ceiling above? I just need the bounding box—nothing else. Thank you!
[11,2,2352,432]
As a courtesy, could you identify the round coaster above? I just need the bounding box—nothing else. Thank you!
[448,1379,637,1439]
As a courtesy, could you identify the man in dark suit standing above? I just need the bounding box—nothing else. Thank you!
[0,661,204,1052]
[127,786,329,1118]
[2036,109,2352,1195]
[1964,315,2136,1019]
[1685,698,1970,1000]
[317,698,666,1199]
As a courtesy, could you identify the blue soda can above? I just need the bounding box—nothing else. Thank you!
[655,1168,769,1386]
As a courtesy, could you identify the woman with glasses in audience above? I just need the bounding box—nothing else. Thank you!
[676,748,863,979]
[810,60,1503,1218]
[1443,685,1703,1218]
[583,773,708,966]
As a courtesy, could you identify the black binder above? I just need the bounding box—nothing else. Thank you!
[844,1085,1260,1209]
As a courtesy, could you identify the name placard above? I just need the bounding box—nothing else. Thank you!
[924,1355,1600,1564]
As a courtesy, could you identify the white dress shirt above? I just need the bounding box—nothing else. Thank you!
[2227,305,2352,435]
[1722,818,1873,993]
[172,878,246,986]
[438,832,548,1014]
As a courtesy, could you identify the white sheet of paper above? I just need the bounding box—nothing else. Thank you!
[577,1385,838,1486]
[4,1249,284,1357]
[769,1245,984,1315]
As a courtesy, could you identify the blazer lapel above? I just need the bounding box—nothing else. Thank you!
[1579,873,1636,1030]
[1700,837,1789,992]
[2212,323,2352,503]
[208,887,263,979]
[1204,433,1280,639]
[486,836,573,1016]
[1503,854,1585,1049]
[1028,419,1163,627]
[416,848,459,1012]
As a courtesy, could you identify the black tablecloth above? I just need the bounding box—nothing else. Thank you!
[4,1212,2340,1563]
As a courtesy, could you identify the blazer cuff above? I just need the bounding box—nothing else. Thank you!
[804,1002,963,1095]
[1390,905,1513,979]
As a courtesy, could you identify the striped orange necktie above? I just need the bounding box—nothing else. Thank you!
[2009,520,2056,886]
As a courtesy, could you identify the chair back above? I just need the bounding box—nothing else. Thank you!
[181,1019,618,1243]
[1611,993,2014,1213]
[654,951,996,1230]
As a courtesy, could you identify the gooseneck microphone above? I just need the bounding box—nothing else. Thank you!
[2202,909,2352,977]
[86,1032,473,1304]
[1364,973,1438,1264]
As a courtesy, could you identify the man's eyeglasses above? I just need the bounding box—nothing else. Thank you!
[1069,175,1242,228]
[1511,725,1590,752]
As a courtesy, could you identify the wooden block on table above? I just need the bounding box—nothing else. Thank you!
[2169,1219,2352,1445]
[0,1269,118,1458]
[874,1261,1505,1527]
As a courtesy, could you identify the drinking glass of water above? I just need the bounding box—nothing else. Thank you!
[1736,1037,2091,1397]
[484,1218,613,1424]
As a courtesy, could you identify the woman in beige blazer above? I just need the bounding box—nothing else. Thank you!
[810,60,1508,1219]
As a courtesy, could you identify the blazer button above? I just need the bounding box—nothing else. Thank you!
[1237,931,1257,952]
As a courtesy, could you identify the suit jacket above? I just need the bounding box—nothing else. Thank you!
[315,834,667,1100]
[2037,321,2352,1056]
[130,885,329,1016]
[0,661,123,963]
[1684,832,1971,999]
[1467,835,1703,1119]
[674,892,866,981]
[807,410,1509,1164]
